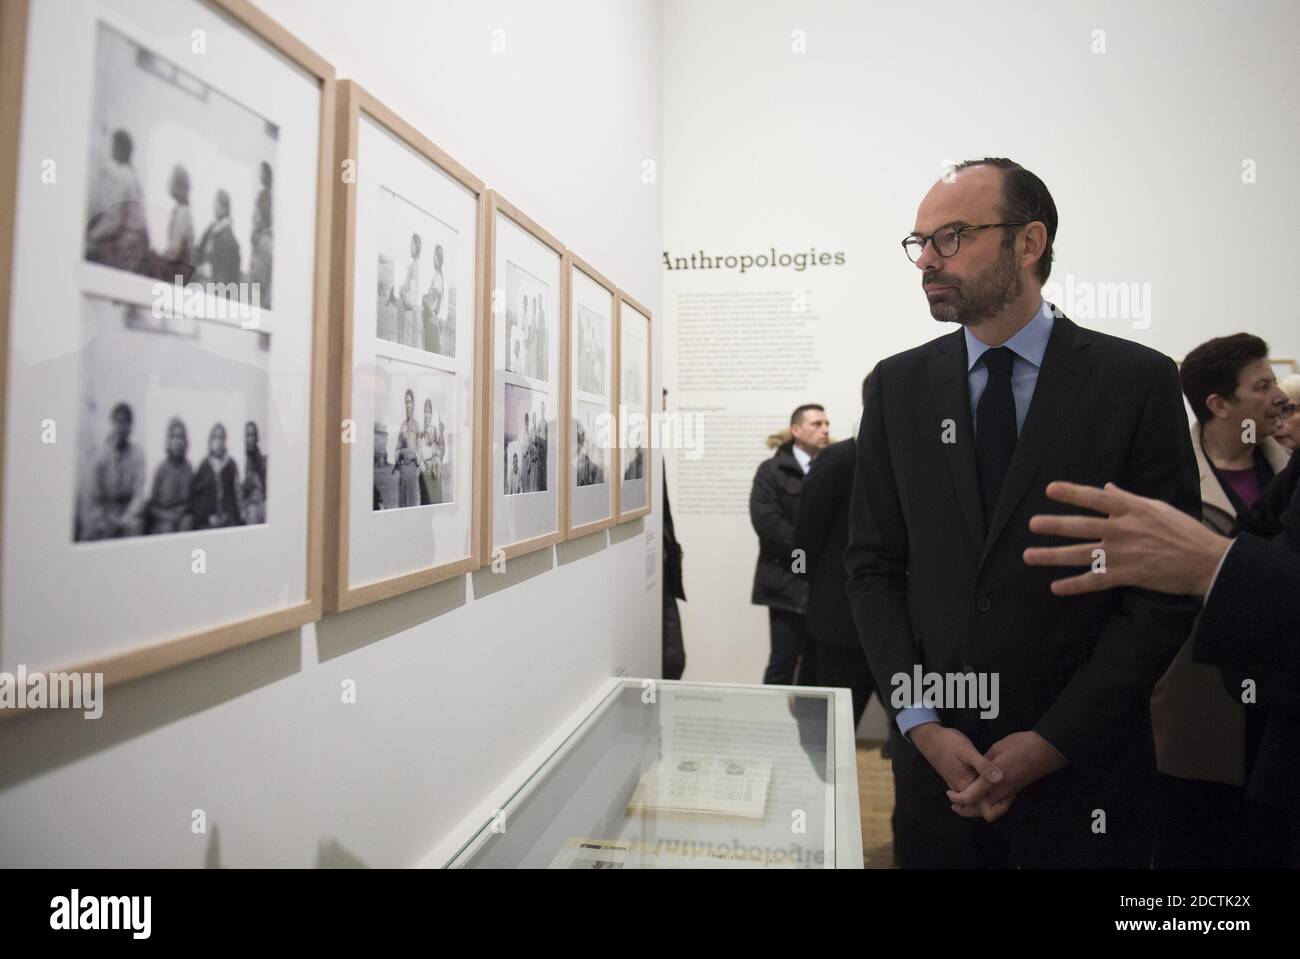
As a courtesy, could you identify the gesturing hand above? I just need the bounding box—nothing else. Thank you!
[1023,481,1229,598]
[947,730,1065,822]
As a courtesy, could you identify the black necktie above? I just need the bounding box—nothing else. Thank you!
[975,346,1018,530]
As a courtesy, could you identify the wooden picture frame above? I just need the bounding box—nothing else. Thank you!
[325,80,485,612]
[562,252,618,540]
[0,0,334,697]
[614,291,652,522]
[482,190,567,562]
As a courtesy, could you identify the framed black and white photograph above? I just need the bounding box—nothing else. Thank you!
[326,80,483,612]
[371,357,456,510]
[82,19,279,310]
[0,0,334,690]
[563,253,616,539]
[484,191,565,561]
[501,382,549,496]
[73,293,273,542]
[375,185,459,360]
[615,291,652,522]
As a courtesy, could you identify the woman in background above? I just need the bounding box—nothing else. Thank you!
[190,422,243,529]
[250,161,273,308]
[1274,373,1300,453]
[195,189,241,286]
[399,233,422,349]
[392,388,423,508]
[147,417,194,534]
[417,399,436,506]
[153,164,194,283]
[241,420,268,525]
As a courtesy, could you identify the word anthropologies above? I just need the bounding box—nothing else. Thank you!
[662,247,847,275]
[151,275,263,328]
[0,665,103,718]
[50,890,151,939]
[890,666,1000,719]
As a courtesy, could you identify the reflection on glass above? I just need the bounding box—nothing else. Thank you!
[452,682,836,869]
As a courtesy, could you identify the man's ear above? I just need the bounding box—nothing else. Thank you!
[1205,392,1232,420]
[1020,222,1048,270]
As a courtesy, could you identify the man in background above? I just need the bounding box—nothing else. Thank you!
[793,378,876,725]
[750,404,829,685]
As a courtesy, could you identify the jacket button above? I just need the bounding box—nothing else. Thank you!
[976,596,991,613]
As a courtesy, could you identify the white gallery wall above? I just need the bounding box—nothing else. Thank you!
[662,0,1300,690]
[0,0,662,867]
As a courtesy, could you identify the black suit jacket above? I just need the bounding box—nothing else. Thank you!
[845,315,1200,819]
[793,437,858,648]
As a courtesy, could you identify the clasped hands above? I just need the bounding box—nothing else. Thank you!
[904,480,1220,822]
[910,723,1065,822]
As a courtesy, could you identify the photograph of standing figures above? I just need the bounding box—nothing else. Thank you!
[84,20,277,310]
[502,382,548,495]
[564,255,617,538]
[504,260,549,382]
[616,294,652,521]
[375,185,457,359]
[329,81,483,612]
[372,358,455,510]
[486,193,564,559]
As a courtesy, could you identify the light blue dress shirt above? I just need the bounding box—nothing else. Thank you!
[895,300,1056,738]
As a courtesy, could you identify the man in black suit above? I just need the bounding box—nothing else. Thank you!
[845,157,1200,868]
[793,377,876,725]
[1025,469,1300,862]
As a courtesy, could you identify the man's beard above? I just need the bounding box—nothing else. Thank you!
[924,243,1021,327]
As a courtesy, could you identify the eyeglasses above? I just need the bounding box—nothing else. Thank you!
[902,222,1028,263]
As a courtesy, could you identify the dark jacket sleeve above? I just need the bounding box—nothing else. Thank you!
[1195,534,1300,682]
[1034,356,1202,775]
[844,367,916,716]
[749,458,794,552]
[793,441,851,575]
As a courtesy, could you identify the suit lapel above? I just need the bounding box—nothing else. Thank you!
[927,330,985,558]
[980,315,1092,568]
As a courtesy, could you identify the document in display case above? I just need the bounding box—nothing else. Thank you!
[441,679,863,869]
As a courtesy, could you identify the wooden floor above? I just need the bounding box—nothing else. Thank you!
[855,740,896,869]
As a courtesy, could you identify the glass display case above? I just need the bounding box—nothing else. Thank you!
[445,679,863,869]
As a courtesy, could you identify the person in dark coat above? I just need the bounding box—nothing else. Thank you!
[190,422,243,529]
[662,458,687,680]
[1025,460,1300,864]
[195,189,241,288]
[750,403,829,685]
[793,378,877,724]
